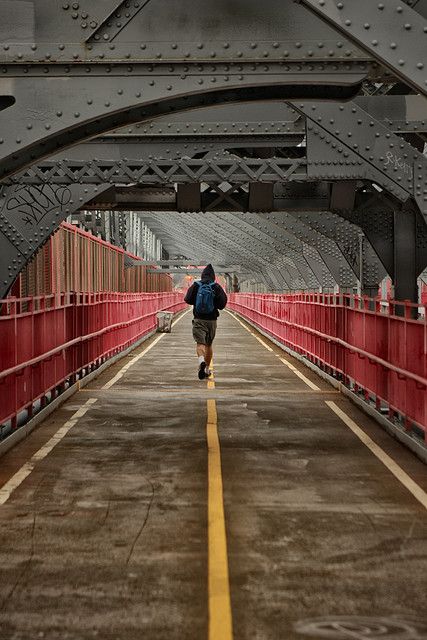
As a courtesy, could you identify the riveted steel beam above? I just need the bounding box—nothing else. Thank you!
[147,268,233,274]
[193,213,300,289]
[108,97,427,137]
[81,182,332,213]
[284,209,387,288]
[0,1,370,65]
[342,189,427,284]
[251,212,355,287]
[231,211,333,288]
[86,0,154,44]
[297,0,427,95]
[217,211,319,288]
[290,100,427,218]
[0,0,396,180]
[0,183,111,298]
[0,69,366,182]
[138,211,296,289]
[7,156,308,186]
[263,211,357,287]
[302,243,336,289]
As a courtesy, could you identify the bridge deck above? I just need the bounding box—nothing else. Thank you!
[0,311,426,640]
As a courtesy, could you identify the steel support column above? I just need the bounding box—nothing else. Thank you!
[394,201,419,305]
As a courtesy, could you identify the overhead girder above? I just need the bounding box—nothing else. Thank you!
[3,0,424,182]
[138,211,299,290]
[7,98,426,219]
[227,211,334,288]
[0,72,366,183]
[297,0,427,96]
[137,206,348,291]
[137,214,226,265]
[339,189,427,301]
[80,182,332,214]
[135,211,278,288]
[213,211,319,289]
[301,244,336,290]
[257,211,358,287]
[281,209,387,288]
[107,96,427,138]
[290,100,427,219]
[0,0,384,180]
[0,0,369,63]
[178,212,301,290]
[8,155,307,186]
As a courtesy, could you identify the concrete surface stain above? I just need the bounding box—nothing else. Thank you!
[294,616,427,639]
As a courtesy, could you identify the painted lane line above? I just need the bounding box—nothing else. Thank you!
[227,311,320,390]
[229,313,273,351]
[102,309,190,389]
[278,357,321,391]
[0,398,98,505]
[207,397,233,640]
[326,401,427,511]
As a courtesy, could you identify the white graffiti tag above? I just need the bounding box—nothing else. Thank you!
[384,152,413,180]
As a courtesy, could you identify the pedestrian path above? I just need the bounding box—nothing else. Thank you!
[0,310,426,640]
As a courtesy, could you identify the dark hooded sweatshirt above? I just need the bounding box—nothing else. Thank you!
[184,264,228,320]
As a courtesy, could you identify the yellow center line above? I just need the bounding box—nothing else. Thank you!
[207,359,215,390]
[206,362,233,640]
[207,398,233,640]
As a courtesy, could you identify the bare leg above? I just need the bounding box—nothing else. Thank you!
[196,343,206,360]
[205,345,213,369]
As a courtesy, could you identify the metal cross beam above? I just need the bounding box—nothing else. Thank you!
[290,100,427,219]
[147,268,233,274]
[0,0,418,181]
[297,0,427,95]
[133,260,218,267]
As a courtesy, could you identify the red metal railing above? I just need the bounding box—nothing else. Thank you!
[229,293,427,441]
[0,292,185,428]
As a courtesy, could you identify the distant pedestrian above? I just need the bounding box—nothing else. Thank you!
[184,264,227,379]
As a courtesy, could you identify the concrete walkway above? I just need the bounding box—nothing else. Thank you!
[0,310,426,640]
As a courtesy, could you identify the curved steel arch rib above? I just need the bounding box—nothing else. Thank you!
[138,211,288,290]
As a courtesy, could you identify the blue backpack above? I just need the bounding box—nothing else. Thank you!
[195,281,215,315]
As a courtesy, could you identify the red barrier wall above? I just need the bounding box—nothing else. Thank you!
[0,292,185,427]
[229,293,427,441]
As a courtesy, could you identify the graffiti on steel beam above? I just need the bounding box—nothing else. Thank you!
[4,185,72,228]
[291,100,427,218]
[384,152,414,180]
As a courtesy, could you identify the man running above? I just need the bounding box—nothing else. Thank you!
[184,264,228,379]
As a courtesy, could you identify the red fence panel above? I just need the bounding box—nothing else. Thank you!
[0,292,185,428]
[229,293,427,441]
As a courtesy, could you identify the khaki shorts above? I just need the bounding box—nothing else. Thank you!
[192,318,217,346]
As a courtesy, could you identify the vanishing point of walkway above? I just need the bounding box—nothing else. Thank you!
[0,311,426,640]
